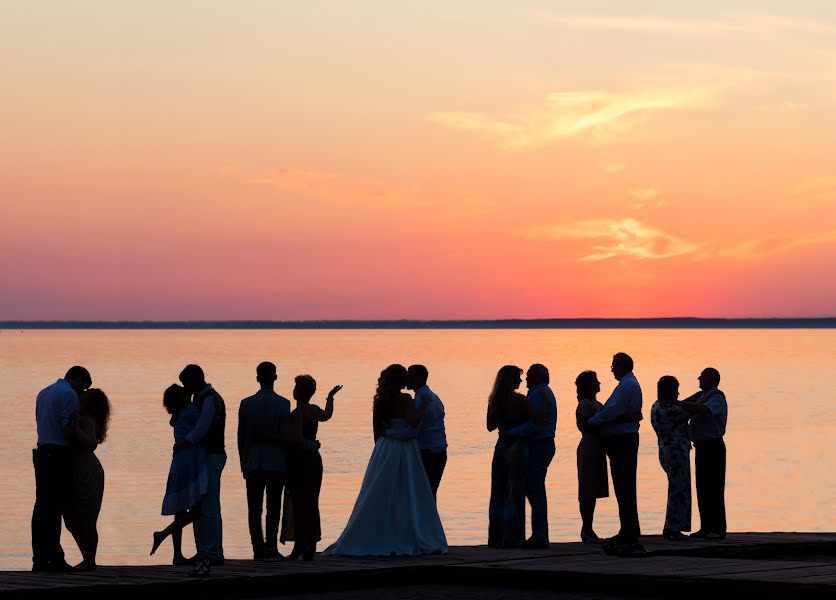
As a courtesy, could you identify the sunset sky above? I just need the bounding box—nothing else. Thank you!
[2,1,835,319]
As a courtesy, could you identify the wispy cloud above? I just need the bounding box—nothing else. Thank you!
[431,88,715,150]
[520,218,700,261]
[520,214,836,264]
[719,231,836,261]
[539,14,835,36]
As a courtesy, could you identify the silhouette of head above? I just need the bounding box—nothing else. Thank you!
[65,366,92,394]
[79,388,111,443]
[575,370,601,400]
[610,353,634,381]
[373,364,408,429]
[657,375,679,402]
[294,375,317,403]
[526,364,549,389]
[257,361,277,386]
[163,384,190,415]
[489,365,523,420]
[698,367,721,391]
[407,364,429,391]
[179,364,205,394]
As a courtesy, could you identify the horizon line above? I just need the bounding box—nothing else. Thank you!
[1,317,834,329]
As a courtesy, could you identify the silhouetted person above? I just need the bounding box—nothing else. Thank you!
[151,385,206,567]
[681,368,728,540]
[487,365,529,548]
[283,375,340,560]
[574,371,608,543]
[407,365,447,500]
[63,388,110,571]
[506,364,557,549]
[587,353,643,548]
[237,362,291,561]
[650,376,691,540]
[32,366,92,572]
[322,364,445,556]
[177,364,226,568]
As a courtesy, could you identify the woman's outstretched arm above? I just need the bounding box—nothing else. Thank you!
[320,384,342,421]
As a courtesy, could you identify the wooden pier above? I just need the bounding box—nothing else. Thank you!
[2,533,834,599]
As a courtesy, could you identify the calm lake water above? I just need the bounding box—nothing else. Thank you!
[1,329,833,570]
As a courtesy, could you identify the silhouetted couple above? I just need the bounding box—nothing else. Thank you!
[487,364,557,549]
[651,368,728,540]
[323,364,448,556]
[578,353,645,556]
[32,367,111,572]
[238,362,340,561]
[151,365,226,577]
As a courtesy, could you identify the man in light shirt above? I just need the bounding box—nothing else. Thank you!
[407,365,447,501]
[681,367,728,540]
[587,352,643,546]
[32,366,92,572]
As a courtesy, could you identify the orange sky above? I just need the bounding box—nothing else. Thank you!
[1,2,835,319]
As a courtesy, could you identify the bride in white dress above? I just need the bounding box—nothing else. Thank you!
[322,364,448,556]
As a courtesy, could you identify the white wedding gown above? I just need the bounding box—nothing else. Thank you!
[322,419,448,556]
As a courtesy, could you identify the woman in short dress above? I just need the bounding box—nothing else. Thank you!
[651,375,692,540]
[574,371,609,543]
[150,384,208,564]
[63,388,111,571]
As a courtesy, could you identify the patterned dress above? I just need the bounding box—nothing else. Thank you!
[650,400,692,533]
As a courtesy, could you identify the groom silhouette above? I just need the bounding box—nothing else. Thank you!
[407,365,448,501]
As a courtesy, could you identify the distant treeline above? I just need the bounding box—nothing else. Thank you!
[1,318,834,329]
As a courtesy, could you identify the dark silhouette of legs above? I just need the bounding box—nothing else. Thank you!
[696,438,726,535]
[151,509,200,563]
[579,498,599,541]
[31,446,71,571]
[525,438,555,545]
[420,449,447,500]
[604,433,641,543]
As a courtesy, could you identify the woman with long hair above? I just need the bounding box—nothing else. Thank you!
[150,384,207,566]
[486,365,530,548]
[575,371,609,543]
[322,364,447,556]
[63,388,111,571]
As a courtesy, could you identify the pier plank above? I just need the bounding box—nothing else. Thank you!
[0,534,833,598]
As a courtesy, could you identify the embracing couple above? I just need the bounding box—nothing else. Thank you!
[487,364,557,549]
[32,367,111,572]
[322,364,448,556]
